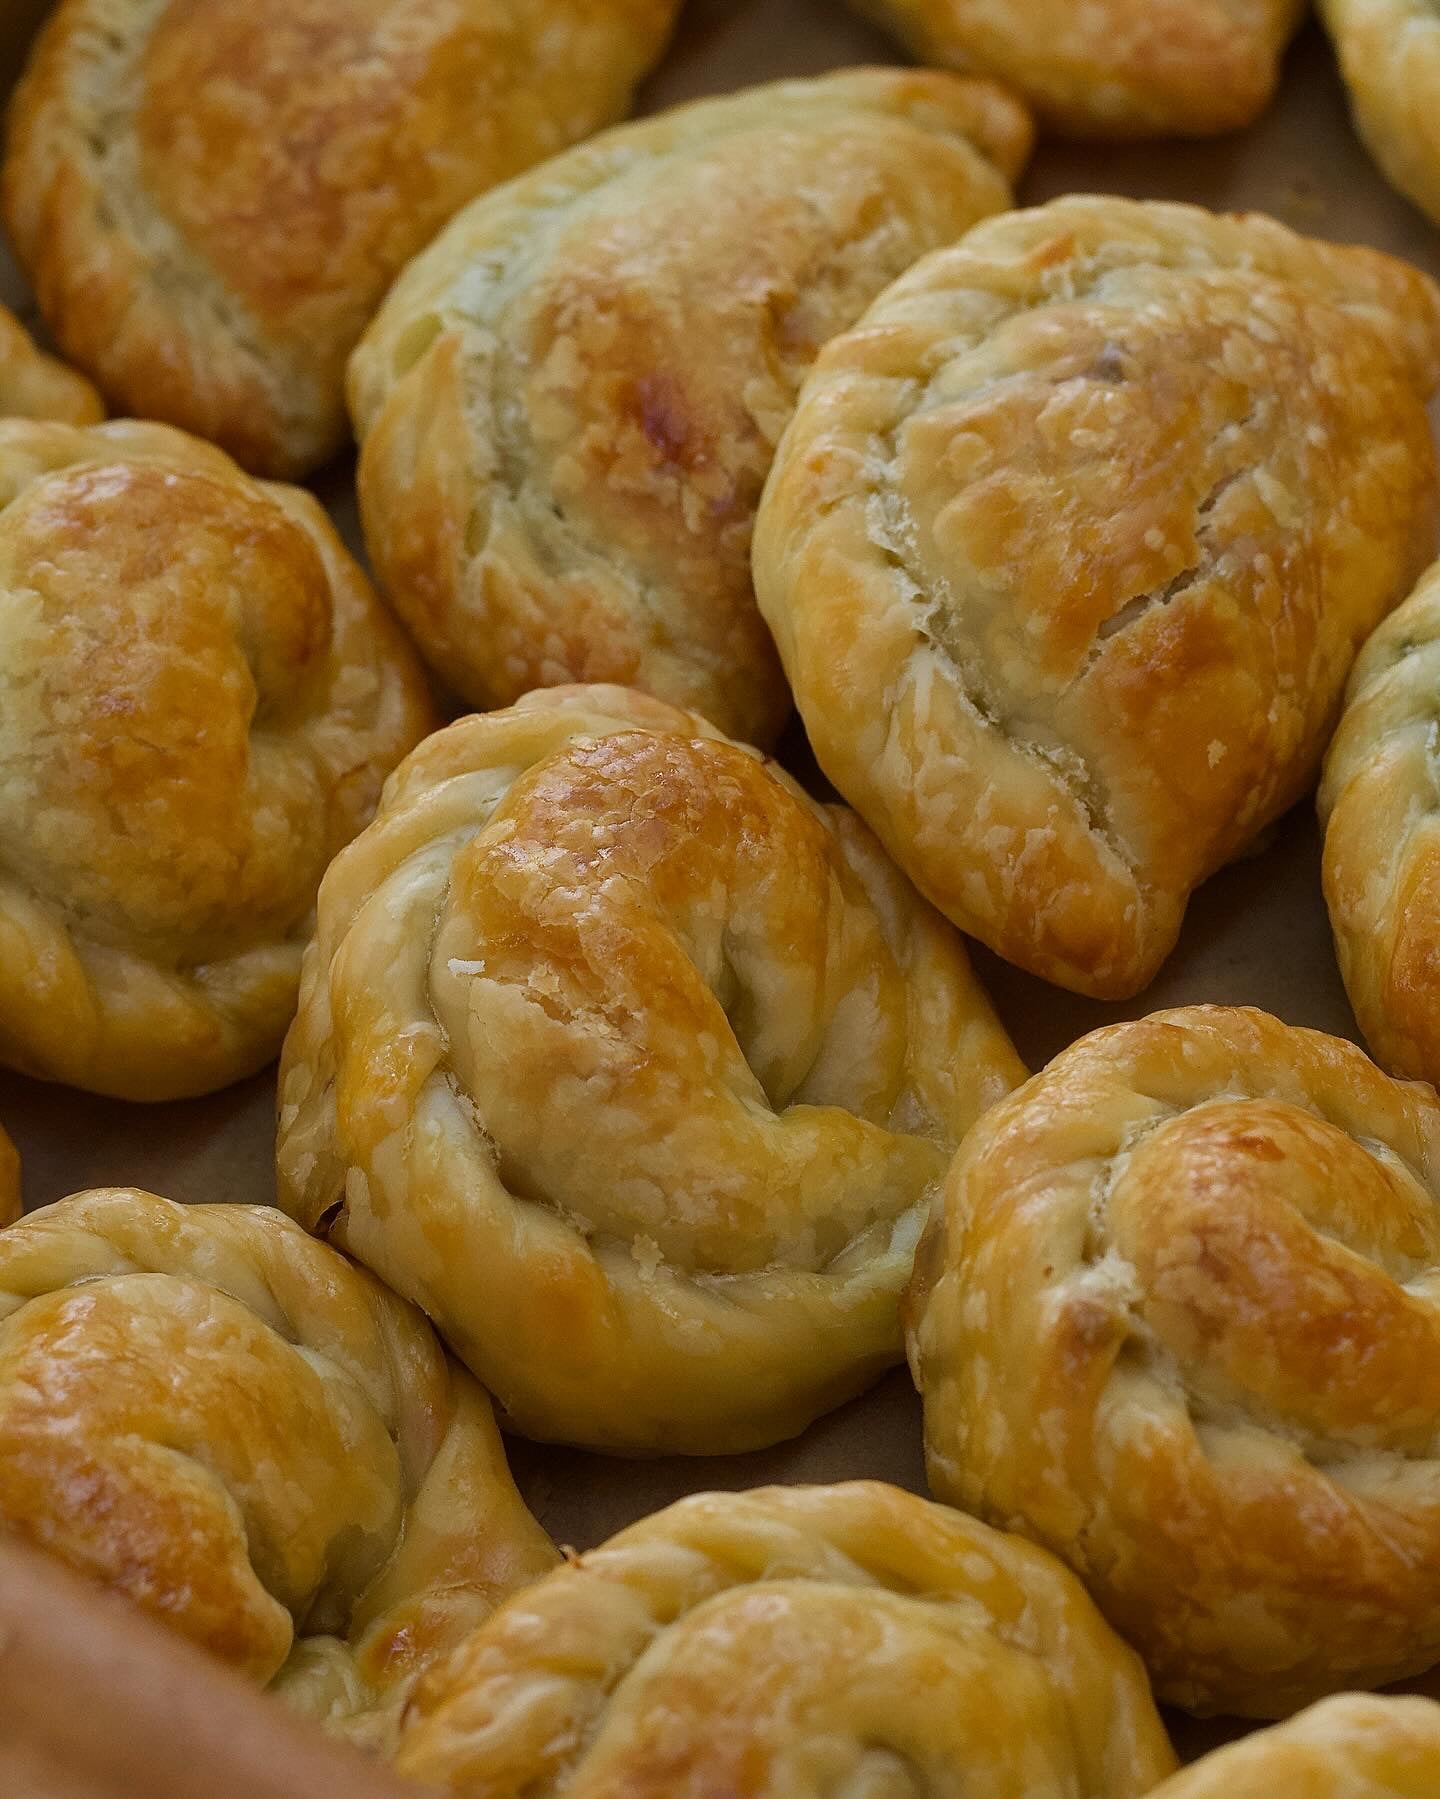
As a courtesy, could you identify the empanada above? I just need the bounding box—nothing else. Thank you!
[2,0,679,478]
[0,300,101,423]
[754,198,1440,998]
[394,1482,1177,1795]
[348,69,1032,745]
[907,1005,1440,1715]
[851,0,1304,138]
[1151,1695,1440,1797]
[0,1188,557,1749]
[0,418,434,1100]
[1321,0,1440,228]
[276,684,1023,1455]
[1320,559,1440,1087]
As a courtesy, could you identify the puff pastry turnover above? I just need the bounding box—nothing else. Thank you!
[348,69,1033,746]
[276,684,1023,1454]
[850,0,1304,138]
[1152,1695,1440,1797]
[754,198,1440,998]
[0,1188,557,1749]
[0,301,101,424]
[2,0,679,478]
[1321,0,1440,228]
[907,1005,1440,1715]
[394,1481,1177,1795]
[0,418,434,1100]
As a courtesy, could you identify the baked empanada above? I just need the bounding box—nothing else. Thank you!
[348,69,1032,745]
[0,300,101,423]
[1321,0,1440,228]
[754,198,1440,998]
[851,0,1303,138]
[2,0,679,478]
[394,1482,1177,1795]
[0,418,434,1100]
[907,1005,1440,1715]
[1151,1696,1440,1797]
[276,684,1023,1455]
[0,1188,557,1749]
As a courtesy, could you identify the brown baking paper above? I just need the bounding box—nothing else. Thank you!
[0,0,1434,1778]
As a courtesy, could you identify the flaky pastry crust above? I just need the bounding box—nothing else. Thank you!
[1151,1695,1440,1797]
[349,68,1032,745]
[0,300,102,423]
[1321,0,1440,229]
[907,1005,1440,1715]
[394,1482,1177,1795]
[276,684,1023,1454]
[850,0,1303,138]
[0,418,434,1100]
[2,0,679,477]
[0,1188,557,1749]
[754,197,1440,998]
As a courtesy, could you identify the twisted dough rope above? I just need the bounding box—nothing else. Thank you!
[1152,1695,1440,1796]
[907,1004,1440,1716]
[394,1481,1177,1796]
[0,299,102,423]
[277,684,1023,1454]
[0,1189,556,1749]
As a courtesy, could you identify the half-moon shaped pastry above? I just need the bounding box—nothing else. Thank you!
[0,1125,19,1224]
[907,1004,1440,1716]
[1320,559,1440,1087]
[1321,1,1440,228]
[276,684,1023,1455]
[0,418,435,1100]
[1151,1696,1440,1797]
[754,198,1440,998]
[0,1188,557,1749]
[394,1482,1177,1795]
[850,0,1303,138]
[2,0,679,478]
[348,69,1033,746]
[0,300,101,423]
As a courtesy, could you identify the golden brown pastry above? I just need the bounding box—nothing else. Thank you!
[754,198,1440,999]
[348,69,1033,746]
[1321,1,1440,228]
[0,1125,19,1223]
[850,0,1303,138]
[907,1004,1440,1716]
[1151,1696,1440,1797]
[1319,559,1440,1087]
[394,1482,1177,1795]
[0,1187,558,1749]
[0,300,101,424]
[276,684,1023,1455]
[0,418,435,1101]
[2,0,679,478]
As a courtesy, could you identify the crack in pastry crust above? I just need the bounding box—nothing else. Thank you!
[276,684,1023,1455]
[393,1482,1177,1796]
[1150,1694,1440,1796]
[348,69,1033,746]
[906,1004,1440,1716]
[0,300,103,424]
[1321,0,1440,229]
[754,198,1440,998]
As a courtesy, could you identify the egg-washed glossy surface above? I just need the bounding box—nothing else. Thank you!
[1152,1695,1440,1796]
[0,298,100,423]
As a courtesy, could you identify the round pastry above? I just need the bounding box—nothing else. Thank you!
[1151,1696,1440,1797]
[848,0,1304,138]
[0,418,435,1101]
[1321,560,1440,1087]
[348,68,1033,746]
[907,1004,1440,1716]
[0,300,102,424]
[394,1482,1177,1795]
[0,1188,558,1749]
[754,197,1440,998]
[2,0,679,478]
[0,1125,19,1224]
[1320,1,1440,228]
[276,684,1023,1455]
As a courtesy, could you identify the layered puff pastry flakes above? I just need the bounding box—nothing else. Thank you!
[0,300,101,424]
[1,0,679,479]
[906,1005,1440,1716]
[276,684,1024,1455]
[0,419,434,1101]
[1151,1696,1440,1798]
[394,1482,1177,1795]
[754,198,1440,999]
[347,69,1033,747]
[0,1188,558,1748]
[1321,1,1440,229]
[1320,559,1440,1089]
[849,0,1304,139]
